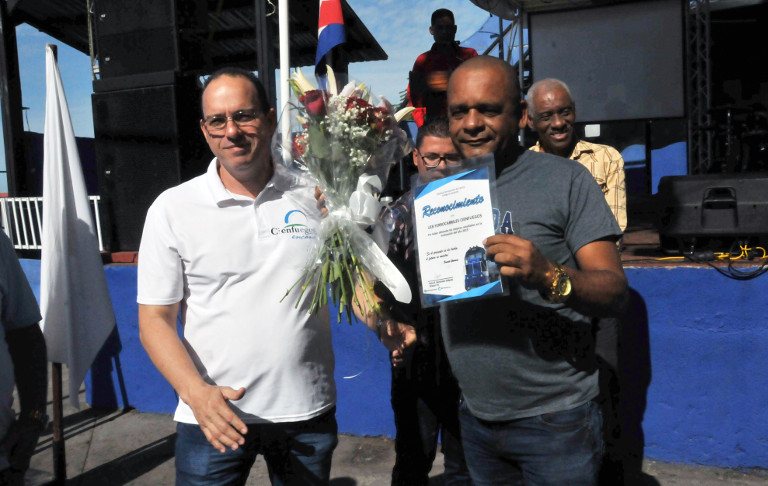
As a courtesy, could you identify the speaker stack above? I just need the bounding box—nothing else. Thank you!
[656,173,768,254]
[92,0,211,252]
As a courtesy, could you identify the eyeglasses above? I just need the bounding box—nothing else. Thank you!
[416,150,462,168]
[202,110,263,133]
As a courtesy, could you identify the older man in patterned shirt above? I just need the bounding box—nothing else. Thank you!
[526,78,627,234]
[526,77,629,485]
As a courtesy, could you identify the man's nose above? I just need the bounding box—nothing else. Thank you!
[464,110,483,132]
[551,114,566,128]
[225,118,243,137]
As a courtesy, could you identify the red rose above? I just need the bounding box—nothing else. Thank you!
[345,96,372,112]
[300,90,327,117]
[371,107,391,133]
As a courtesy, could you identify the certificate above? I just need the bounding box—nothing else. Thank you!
[411,156,505,307]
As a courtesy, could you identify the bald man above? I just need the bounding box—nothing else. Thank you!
[442,56,628,485]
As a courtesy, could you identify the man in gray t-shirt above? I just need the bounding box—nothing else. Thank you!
[443,56,628,485]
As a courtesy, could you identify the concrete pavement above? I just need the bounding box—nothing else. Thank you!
[20,380,768,485]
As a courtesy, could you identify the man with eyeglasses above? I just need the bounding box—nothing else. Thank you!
[375,118,472,486]
[526,78,627,484]
[137,67,340,485]
[407,9,477,127]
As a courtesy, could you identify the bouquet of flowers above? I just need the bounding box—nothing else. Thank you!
[278,67,413,322]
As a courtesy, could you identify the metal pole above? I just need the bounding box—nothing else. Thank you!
[254,0,277,107]
[51,362,66,484]
[498,16,504,59]
[279,0,292,164]
[0,1,28,196]
[517,9,526,147]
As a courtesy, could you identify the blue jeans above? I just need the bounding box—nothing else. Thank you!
[175,408,338,486]
[459,400,602,486]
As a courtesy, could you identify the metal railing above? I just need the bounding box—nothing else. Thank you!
[0,196,105,252]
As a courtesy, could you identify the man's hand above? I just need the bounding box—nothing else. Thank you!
[483,234,553,290]
[185,383,248,453]
[0,416,45,480]
[485,235,628,317]
[314,186,328,217]
[140,303,250,454]
[379,321,416,368]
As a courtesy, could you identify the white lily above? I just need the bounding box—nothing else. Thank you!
[291,68,315,95]
[339,81,356,98]
[394,106,415,123]
[326,65,338,96]
[377,95,394,114]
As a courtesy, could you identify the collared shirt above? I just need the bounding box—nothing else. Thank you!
[530,139,627,232]
[138,159,335,424]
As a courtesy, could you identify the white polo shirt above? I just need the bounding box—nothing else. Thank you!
[137,159,335,424]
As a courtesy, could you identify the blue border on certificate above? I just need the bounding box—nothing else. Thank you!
[411,155,506,308]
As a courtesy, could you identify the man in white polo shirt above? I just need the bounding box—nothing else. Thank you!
[137,67,337,485]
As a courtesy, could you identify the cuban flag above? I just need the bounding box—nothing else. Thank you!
[315,0,346,77]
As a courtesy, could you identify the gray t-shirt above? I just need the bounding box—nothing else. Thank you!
[441,149,622,422]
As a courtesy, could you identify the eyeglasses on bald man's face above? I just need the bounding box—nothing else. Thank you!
[202,109,265,133]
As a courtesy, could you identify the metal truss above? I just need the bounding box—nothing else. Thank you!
[686,0,713,174]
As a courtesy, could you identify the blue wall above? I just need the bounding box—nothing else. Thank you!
[19,260,768,468]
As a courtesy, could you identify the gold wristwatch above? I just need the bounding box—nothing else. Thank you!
[541,262,572,304]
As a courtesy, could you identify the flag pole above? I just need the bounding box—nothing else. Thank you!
[46,43,66,486]
[51,362,65,484]
[279,0,292,164]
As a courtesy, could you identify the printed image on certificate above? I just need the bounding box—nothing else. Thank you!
[411,159,504,307]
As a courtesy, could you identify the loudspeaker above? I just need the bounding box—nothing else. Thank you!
[92,76,210,251]
[93,0,207,78]
[656,173,768,253]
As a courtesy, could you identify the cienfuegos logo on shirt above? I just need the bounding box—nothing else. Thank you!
[271,209,316,239]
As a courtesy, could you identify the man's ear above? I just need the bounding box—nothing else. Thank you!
[429,25,435,36]
[266,107,277,131]
[518,100,530,130]
[412,149,420,168]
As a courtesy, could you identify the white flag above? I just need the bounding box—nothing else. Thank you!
[40,44,116,409]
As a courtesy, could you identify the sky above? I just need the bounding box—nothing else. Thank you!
[0,0,494,192]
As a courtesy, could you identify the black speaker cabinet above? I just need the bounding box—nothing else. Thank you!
[656,173,768,253]
[92,77,210,251]
[94,0,207,78]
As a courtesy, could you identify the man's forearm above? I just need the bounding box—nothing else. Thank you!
[138,305,208,403]
[6,325,47,414]
[565,267,628,318]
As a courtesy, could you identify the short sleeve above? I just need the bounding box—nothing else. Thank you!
[136,197,184,305]
[564,167,622,255]
[0,232,41,330]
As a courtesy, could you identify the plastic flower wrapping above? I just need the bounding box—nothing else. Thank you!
[274,67,413,322]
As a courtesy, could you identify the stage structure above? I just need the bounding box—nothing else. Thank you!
[1,0,386,251]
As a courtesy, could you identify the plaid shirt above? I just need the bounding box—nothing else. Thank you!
[530,139,627,232]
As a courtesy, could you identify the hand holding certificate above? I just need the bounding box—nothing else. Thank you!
[410,154,505,306]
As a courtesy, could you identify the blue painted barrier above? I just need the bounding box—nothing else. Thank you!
[18,260,768,468]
